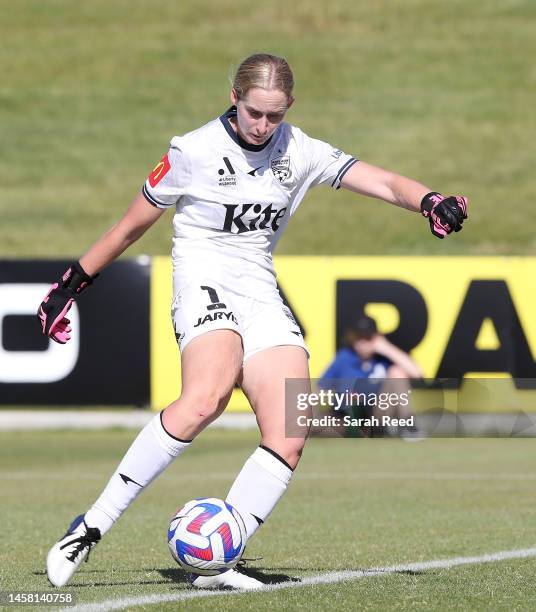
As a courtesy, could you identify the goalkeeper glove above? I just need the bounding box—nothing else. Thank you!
[421,192,468,239]
[37,261,96,344]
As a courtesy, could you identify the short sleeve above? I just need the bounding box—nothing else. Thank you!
[304,135,358,190]
[142,137,191,208]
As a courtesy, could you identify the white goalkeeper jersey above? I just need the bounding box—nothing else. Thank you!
[143,108,357,267]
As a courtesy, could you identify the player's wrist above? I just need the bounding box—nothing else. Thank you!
[37,261,97,344]
[60,261,97,297]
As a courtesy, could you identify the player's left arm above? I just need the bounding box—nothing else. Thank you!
[340,161,468,238]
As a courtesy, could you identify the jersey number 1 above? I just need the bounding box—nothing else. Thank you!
[201,286,227,311]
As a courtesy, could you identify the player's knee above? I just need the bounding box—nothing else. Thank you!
[168,388,228,425]
[189,389,227,422]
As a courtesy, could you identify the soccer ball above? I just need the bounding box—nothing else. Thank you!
[167,498,247,575]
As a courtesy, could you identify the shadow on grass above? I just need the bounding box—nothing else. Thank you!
[158,566,301,586]
[237,566,428,580]
[239,567,301,585]
[31,565,426,591]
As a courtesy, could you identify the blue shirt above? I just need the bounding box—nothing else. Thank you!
[318,347,392,396]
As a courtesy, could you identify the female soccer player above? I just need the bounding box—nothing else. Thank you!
[39,53,468,590]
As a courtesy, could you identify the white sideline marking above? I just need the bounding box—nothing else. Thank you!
[62,547,536,612]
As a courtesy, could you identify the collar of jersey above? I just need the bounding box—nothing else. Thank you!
[219,106,274,152]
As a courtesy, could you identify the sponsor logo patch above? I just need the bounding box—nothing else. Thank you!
[193,311,238,328]
[218,156,238,187]
[148,153,171,187]
[219,175,237,187]
[222,203,287,233]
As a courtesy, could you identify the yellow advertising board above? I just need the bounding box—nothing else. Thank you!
[151,257,536,413]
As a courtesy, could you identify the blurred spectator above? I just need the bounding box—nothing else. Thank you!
[318,315,423,438]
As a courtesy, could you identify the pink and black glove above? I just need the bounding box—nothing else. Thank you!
[37,262,95,344]
[421,192,468,239]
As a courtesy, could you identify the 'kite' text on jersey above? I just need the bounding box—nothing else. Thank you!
[222,203,287,234]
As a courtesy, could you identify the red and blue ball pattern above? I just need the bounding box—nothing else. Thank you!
[168,498,246,575]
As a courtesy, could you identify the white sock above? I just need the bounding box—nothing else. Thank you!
[84,412,191,535]
[226,445,293,539]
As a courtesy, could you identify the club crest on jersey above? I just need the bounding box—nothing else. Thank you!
[148,153,171,187]
[271,156,291,183]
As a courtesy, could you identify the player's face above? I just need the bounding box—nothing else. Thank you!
[231,87,294,146]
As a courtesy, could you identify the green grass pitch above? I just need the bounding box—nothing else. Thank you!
[1,0,536,257]
[1,428,536,610]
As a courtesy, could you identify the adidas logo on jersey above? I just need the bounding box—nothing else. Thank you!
[222,203,287,234]
[193,311,238,328]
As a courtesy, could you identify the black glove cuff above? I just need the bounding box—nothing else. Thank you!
[420,192,443,217]
[61,261,96,296]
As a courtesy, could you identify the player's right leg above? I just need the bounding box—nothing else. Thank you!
[47,329,243,587]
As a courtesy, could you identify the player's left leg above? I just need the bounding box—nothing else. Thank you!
[226,346,310,540]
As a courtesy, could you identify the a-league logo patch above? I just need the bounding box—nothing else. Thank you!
[148,153,171,187]
[271,156,291,183]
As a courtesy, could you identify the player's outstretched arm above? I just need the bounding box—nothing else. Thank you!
[79,192,166,275]
[38,193,166,343]
[340,161,468,239]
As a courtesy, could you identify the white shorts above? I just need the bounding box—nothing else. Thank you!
[171,275,308,362]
